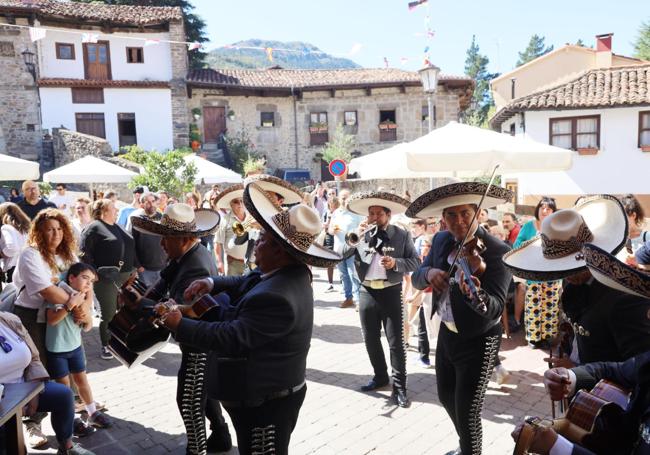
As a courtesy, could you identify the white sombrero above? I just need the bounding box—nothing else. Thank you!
[244,182,342,268]
[406,182,513,218]
[503,195,627,281]
[582,243,650,299]
[214,184,244,210]
[347,191,410,216]
[131,203,220,238]
[244,174,303,205]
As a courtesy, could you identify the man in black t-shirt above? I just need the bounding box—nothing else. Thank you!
[18,180,56,220]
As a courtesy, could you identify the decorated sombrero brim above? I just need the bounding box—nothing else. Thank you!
[502,195,627,281]
[244,174,303,205]
[244,182,342,268]
[132,206,220,238]
[215,184,244,210]
[347,192,410,216]
[406,182,513,218]
[583,243,650,299]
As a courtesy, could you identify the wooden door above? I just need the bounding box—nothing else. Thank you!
[203,107,226,143]
[76,113,106,138]
[83,41,111,80]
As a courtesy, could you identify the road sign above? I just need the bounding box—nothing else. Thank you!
[328,159,347,178]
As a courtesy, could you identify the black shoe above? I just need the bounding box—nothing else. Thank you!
[444,449,462,455]
[392,388,410,408]
[360,379,389,392]
[206,430,232,453]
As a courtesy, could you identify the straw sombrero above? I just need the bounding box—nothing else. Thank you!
[214,184,244,210]
[244,174,303,205]
[131,203,220,238]
[406,182,512,218]
[502,195,627,281]
[582,243,650,299]
[347,191,410,216]
[244,182,342,268]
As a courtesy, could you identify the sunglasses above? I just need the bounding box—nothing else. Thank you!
[232,199,244,204]
[0,335,12,353]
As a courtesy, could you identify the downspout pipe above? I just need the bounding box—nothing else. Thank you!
[291,86,299,168]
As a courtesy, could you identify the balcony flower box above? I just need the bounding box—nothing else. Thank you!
[641,146,650,153]
[577,147,598,155]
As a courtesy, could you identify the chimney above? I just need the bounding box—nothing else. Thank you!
[510,78,516,100]
[595,33,613,67]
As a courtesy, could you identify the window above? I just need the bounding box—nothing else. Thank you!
[56,43,75,60]
[118,113,137,147]
[310,112,328,126]
[309,112,328,146]
[71,88,104,104]
[422,106,429,122]
[260,112,275,127]
[75,113,105,139]
[549,115,600,151]
[344,111,357,126]
[509,123,516,136]
[640,111,650,148]
[379,109,397,142]
[126,47,144,63]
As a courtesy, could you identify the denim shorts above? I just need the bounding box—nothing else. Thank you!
[46,345,86,379]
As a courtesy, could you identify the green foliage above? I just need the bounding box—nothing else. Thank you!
[38,181,52,197]
[189,123,201,143]
[322,126,356,163]
[242,157,266,176]
[205,39,360,70]
[634,20,650,60]
[516,34,554,67]
[224,129,258,176]
[120,145,197,198]
[463,35,499,127]
[70,0,208,68]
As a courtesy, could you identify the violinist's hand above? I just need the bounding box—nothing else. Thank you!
[380,256,396,270]
[544,367,572,401]
[183,278,213,302]
[543,356,575,369]
[425,268,449,294]
[458,270,481,298]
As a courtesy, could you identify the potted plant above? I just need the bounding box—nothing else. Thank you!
[191,107,202,121]
[227,109,236,121]
[322,126,356,181]
[310,122,328,133]
[242,156,266,177]
[577,147,598,155]
[189,124,202,151]
[379,120,397,130]
[641,145,650,153]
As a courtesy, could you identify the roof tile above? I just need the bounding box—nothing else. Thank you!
[38,78,169,88]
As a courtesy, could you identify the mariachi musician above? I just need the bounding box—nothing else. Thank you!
[127,203,232,455]
[346,191,420,408]
[409,182,513,455]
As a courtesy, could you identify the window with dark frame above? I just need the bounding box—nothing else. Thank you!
[422,106,429,122]
[75,113,105,139]
[71,88,104,104]
[56,43,75,60]
[309,112,328,146]
[640,111,650,148]
[379,109,397,142]
[126,47,144,63]
[118,113,137,147]
[344,111,357,126]
[549,115,600,151]
[261,112,275,127]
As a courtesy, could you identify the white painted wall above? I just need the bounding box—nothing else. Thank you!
[40,87,174,151]
[503,107,650,201]
[37,28,172,81]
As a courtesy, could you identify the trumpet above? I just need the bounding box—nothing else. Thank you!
[232,217,260,237]
[345,223,377,247]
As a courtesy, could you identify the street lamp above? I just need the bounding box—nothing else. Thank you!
[21,49,36,80]
[418,64,440,132]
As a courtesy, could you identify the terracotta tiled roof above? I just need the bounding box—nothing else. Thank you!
[38,78,170,88]
[490,64,650,129]
[186,68,472,90]
[0,0,182,26]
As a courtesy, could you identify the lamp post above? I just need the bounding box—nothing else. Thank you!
[21,49,36,81]
[419,64,440,133]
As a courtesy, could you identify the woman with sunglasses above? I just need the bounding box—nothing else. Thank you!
[0,310,95,455]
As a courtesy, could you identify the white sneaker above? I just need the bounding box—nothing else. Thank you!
[495,364,510,385]
[25,422,48,448]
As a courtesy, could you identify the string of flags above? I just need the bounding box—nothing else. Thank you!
[383,0,434,68]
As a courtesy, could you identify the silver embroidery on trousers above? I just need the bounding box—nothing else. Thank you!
[181,352,208,455]
[251,424,276,454]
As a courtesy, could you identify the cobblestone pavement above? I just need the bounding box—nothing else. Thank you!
[30,268,551,455]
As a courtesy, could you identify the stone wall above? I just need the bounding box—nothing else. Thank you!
[169,20,189,149]
[0,20,42,161]
[189,84,467,181]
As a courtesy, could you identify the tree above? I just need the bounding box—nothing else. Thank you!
[633,20,650,60]
[516,34,554,67]
[224,129,260,176]
[463,35,499,127]
[71,0,208,68]
[322,126,356,163]
[121,146,197,198]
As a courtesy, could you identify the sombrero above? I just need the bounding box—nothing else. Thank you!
[347,191,410,216]
[406,182,513,218]
[131,203,220,238]
[502,195,627,281]
[244,174,303,205]
[214,184,244,210]
[582,243,650,299]
[244,182,342,268]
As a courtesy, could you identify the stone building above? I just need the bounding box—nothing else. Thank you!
[186,67,473,180]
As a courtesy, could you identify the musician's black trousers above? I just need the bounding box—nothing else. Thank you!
[417,305,430,360]
[224,385,306,455]
[177,345,229,455]
[436,323,501,455]
[359,284,407,390]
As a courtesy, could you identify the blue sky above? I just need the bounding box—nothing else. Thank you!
[192,0,647,76]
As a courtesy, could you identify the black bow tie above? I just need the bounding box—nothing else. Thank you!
[369,229,390,254]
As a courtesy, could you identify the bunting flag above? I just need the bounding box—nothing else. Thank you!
[383,57,389,68]
[265,47,273,62]
[144,39,159,46]
[81,32,99,43]
[424,46,430,53]
[408,0,428,11]
[188,42,202,51]
[29,26,46,42]
[427,29,435,38]
[400,57,409,65]
[423,57,431,66]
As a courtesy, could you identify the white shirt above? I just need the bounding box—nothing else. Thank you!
[0,321,31,384]
[216,212,247,260]
[48,193,74,214]
[329,209,364,255]
[365,253,388,281]
[0,225,26,271]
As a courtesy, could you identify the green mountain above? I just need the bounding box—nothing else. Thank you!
[205,39,361,69]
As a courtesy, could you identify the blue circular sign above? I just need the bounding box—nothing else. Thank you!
[329,159,347,177]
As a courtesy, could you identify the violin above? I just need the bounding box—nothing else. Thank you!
[447,236,488,313]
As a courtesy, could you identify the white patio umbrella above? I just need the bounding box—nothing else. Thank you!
[44,156,138,184]
[405,121,573,173]
[348,143,445,179]
[182,154,242,184]
[0,154,40,181]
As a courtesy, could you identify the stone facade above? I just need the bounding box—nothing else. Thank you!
[0,20,43,161]
[189,84,467,181]
[169,20,189,150]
